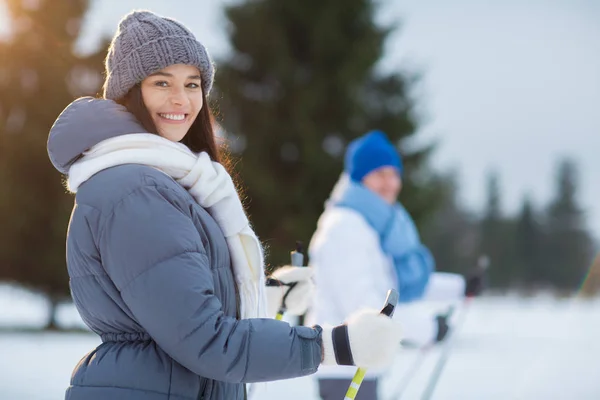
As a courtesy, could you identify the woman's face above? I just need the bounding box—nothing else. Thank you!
[362,166,402,204]
[141,64,203,142]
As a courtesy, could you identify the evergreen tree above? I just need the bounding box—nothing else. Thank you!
[478,170,515,288]
[514,195,543,289]
[215,0,442,265]
[543,159,594,291]
[0,0,105,329]
[422,170,478,276]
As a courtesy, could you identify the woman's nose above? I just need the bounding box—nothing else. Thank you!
[169,88,189,107]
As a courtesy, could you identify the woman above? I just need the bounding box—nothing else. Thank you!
[47,10,402,400]
[306,130,473,400]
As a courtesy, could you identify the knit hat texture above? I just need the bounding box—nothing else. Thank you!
[103,10,214,100]
[344,130,403,182]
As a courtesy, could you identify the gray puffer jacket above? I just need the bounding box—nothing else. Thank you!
[47,97,323,400]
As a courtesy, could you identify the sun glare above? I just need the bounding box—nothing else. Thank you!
[0,1,11,41]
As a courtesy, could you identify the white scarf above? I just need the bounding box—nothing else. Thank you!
[68,133,268,319]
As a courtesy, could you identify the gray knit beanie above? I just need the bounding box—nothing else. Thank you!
[103,10,214,100]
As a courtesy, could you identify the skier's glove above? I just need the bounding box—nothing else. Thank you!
[435,312,451,342]
[319,308,403,369]
[265,266,315,317]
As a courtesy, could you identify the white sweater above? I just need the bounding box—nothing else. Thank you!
[305,206,465,379]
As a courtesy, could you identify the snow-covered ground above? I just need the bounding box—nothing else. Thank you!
[1,283,599,399]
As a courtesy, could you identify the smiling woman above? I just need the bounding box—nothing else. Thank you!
[140,64,204,143]
[115,63,219,161]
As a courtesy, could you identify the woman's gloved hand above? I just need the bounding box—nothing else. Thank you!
[319,308,403,369]
[266,266,315,317]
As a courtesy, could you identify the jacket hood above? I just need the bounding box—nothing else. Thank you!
[47,96,146,174]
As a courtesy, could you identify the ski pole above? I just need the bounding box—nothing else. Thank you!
[344,289,399,400]
[388,305,457,400]
[275,241,304,320]
[419,256,489,400]
[419,297,473,400]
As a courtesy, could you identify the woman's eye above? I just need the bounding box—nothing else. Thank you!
[186,82,200,89]
[154,81,168,87]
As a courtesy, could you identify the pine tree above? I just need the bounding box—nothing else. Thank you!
[478,170,515,288]
[421,170,478,276]
[215,0,442,265]
[543,159,594,291]
[514,195,543,289]
[0,0,105,329]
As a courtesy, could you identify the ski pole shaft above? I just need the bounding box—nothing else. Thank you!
[420,297,472,400]
[344,367,367,400]
[389,305,457,400]
[390,345,430,400]
[344,289,399,400]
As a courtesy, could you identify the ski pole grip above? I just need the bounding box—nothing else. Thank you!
[290,241,304,267]
[275,241,306,320]
[380,289,398,318]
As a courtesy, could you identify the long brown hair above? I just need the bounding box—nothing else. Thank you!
[117,84,223,163]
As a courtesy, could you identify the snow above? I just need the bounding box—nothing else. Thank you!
[0,283,599,399]
[0,284,87,330]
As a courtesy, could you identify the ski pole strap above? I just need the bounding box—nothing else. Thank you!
[270,279,297,321]
[332,324,354,366]
[344,367,366,400]
[265,278,285,287]
[281,282,298,307]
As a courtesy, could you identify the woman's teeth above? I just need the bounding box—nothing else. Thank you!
[159,113,185,121]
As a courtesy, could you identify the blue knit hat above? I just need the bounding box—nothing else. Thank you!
[344,130,403,182]
[103,10,214,100]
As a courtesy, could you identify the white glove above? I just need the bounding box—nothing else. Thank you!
[266,266,315,317]
[320,308,402,369]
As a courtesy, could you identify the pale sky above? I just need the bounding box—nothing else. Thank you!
[1,0,599,240]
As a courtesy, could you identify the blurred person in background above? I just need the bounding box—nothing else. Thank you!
[305,130,484,400]
[46,10,403,400]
